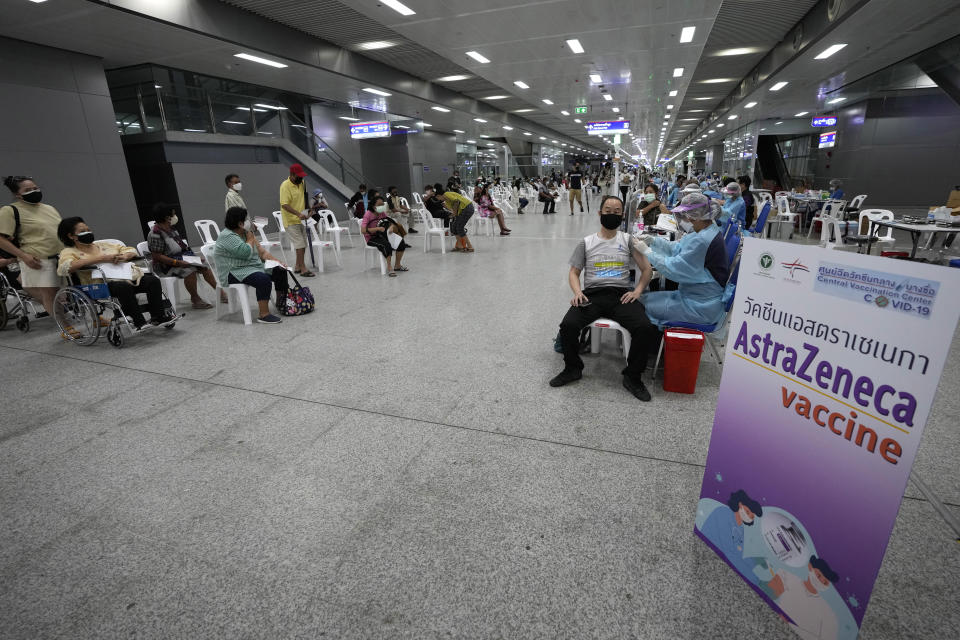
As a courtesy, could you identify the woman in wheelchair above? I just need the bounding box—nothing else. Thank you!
[56,217,172,332]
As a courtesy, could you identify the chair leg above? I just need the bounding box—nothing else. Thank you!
[621,329,631,361]
[652,334,665,378]
[379,254,387,275]
[236,287,253,325]
[315,245,324,273]
[590,326,601,354]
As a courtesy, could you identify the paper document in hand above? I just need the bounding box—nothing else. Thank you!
[387,231,402,249]
[97,262,134,280]
[181,255,203,265]
[263,260,289,271]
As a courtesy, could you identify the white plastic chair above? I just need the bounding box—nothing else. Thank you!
[590,318,631,361]
[475,213,496,236]
[356,218,388,274]
[768,195,799,239]
[859,209,895,249]
[194,219,220,245]
[303,218,339,272]
[415,209,450,254]
[200,243,255,324]
[847,194,867,213]
[252,216,283,255]
[345,202,365,239]
[136,240,180,312]
[271,211,292,263]
[318,209,352,250]
[807,200,843,239]
[823,218,855,251]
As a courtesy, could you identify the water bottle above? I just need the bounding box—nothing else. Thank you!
[635,220,645,237]
[927,208,936,224]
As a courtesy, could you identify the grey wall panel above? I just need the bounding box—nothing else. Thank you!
[80,93,129,155]
[308,103,363,176]
[91,154,144,242]
[0,37,79,91]
[0,84,92,154]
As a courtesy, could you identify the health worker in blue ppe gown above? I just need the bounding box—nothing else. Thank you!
[716,181,746,229]
[700,181,722,200]
[634,193,730,328]
[697,490,765,586]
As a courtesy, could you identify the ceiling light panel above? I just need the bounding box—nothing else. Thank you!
[566,39,585,54]
[363,87,391,96]
[669,90,678,97]
[815,44,848,59]
[466,51,491,63]
[673,68,684,77]
[380,0,416,16]
[679,26,696,43]
[542,99,553,105]
[589,74,602,83]
[234,53,287,68]
[769,81,789,91]
[431,106,450,112]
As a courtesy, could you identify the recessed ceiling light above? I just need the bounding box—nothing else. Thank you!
[222,120,246,125]
[716,123,725,128]
[589,74,603,83]
[437,75,469,82]
[744,102,758,109]
[769,81,788,91]
[713,47,763,57]
[673,68,684,77]
[566,39,585,54]
[236,107,268,112]
[815,44,847,60]
[395,125,409,129]
[431,106,450,113]
[474,118,487,123]
[484,95,509,100]
[552,139,558,143]
[513,80,530,89]
[760,128,766,131]
[708,129,715,133]
[560,110,570,116]
[669,90,678,97]
[502,125,513,130]
[612,107,620,113]
[795,111,809,117]
[466,51,491,64]
[338,116,359,121]
[234,53,288,68]
[573,118,581,123]
[466,139,476,143]
[523,132,532,136]
[827,97,846,104]
[513,109,534,113]
[380,0,416,16]
[357,41,396,50]
[453,129,465,133]
[679,26,696,43]
[728,115,738,120]
[602,94,613,101]
[702,78,736,84]
[363,87,392,97]
[664,115,671,119]
[542,99,554,105]
[775,121,783,125]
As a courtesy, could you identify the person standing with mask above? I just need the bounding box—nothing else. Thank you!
[550,195,657,402]
[279,164,314,277]
[0,175,64,317]
[225,173,245,212]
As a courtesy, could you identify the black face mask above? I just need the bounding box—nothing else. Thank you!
[76,231,95,244]
[21,190,42,204]
[600,213,622,230]
[291,176,302,184]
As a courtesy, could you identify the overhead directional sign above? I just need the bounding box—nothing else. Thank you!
[587,120,631,135]
[349,121,390,139]
[811,116,838,127]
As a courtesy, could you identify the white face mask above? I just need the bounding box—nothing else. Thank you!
[808,568,828,593]
[375,205,387,214]
[233,182,242,192]
[738,507,754,525]
[239,220,248,230]
[169,215,179,226]
[679,220,695,233]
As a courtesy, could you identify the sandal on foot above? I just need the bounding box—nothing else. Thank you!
[295,270,316,277]
[394,265,409,272]
[192,300,213,310]
[388,271,398,277]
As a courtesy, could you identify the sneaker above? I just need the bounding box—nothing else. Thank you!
[549,369,582,387]
[256,314,283,324]
[622,376,652,402]
[408,228,419,234]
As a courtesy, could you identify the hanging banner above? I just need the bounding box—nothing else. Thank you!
[695,239,960,640]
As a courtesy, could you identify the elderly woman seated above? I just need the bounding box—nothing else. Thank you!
[147,203,224,309]
[56,216,171,333]
[212,206,286,324]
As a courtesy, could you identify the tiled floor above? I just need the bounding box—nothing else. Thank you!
[1,199,957,638]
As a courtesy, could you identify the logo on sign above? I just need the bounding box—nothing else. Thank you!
[759,252,774,270]
[811,116,838,127]
[781,259,810,279]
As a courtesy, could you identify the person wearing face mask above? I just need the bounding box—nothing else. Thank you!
[697,489,766,586]
[767,555,841,640]
[0,175,64,317]
[386,186,417,234]
[56,217,172,333]
[550,195,657,401]
[213,207,287,324]
[716,181,746,229]
[348,183,368,219]
[637,184,662,227]
[441,188,475,252]
[279,164,314,278]
[361,195,410,276]
[224,173,246,212]
[634,193,729,329]
[146,203,224,309]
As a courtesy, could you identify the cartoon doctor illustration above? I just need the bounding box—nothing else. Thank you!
[697,489,765,584]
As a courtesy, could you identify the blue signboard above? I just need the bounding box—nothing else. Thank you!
[587,120,631,135]
[350,121,391,139]
[811,116,838,127]
[818,130,837,148]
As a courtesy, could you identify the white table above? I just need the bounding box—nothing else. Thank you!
[867,219,960,258]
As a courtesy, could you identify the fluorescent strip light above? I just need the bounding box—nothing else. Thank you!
[666,105,674,110]
[437,75,469,82]
[254,104,288,110]
[744,101,757,108]
[431,106,450,112]
[419,122,432,127]
[474,118,487,123]
[222,120,247,125]
[827,97,846,105]
[589,74,602,83]
[775,121,783,125]
[560,110,570,116]
[679,26,696,43]
[502,126,513,130]
[728,115,738,120]
[363,87,392,97]
[513,109,534,113]
[542,99,554,105]
[466,139,476,143]
[256,131,273,135]
[664,115,671,119]
[716,123,724,128]
[381,0,416,16]
[573,118,581,123]
[539,136,546,140]
[523,132,532,136]
[769,81,788,91]
[183,129,206,132]
[358,41,395,50]
[673,68,684,77]
[395,125,409,129]
[815,44,847,60]
[466,51,491,64]
[602,94,613,101]
[669,90,678,97]
[236,107,269,113]
[234,53,288,68]
[338,116,359,121]
[566,39,585,54]
[794,112,808,117]
[612,107,620,113]
[453,129,465,133]
[514,80,529,89]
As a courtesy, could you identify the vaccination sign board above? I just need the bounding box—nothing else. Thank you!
[349,121,390,139]
[586,120,630,135]
[811,116,838,127]
[695,238,960,640]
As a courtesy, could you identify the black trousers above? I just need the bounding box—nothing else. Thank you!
[558,287,658,381]
[542,198,556,214]
[619,186,630,202]
[108,273,164,327]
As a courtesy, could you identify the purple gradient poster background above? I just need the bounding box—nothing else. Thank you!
[696,239,960,639]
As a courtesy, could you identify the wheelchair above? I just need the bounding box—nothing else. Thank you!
[0,269,47,333]
[53,268,182,348]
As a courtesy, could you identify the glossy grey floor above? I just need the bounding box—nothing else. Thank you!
[1,202,958,639]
